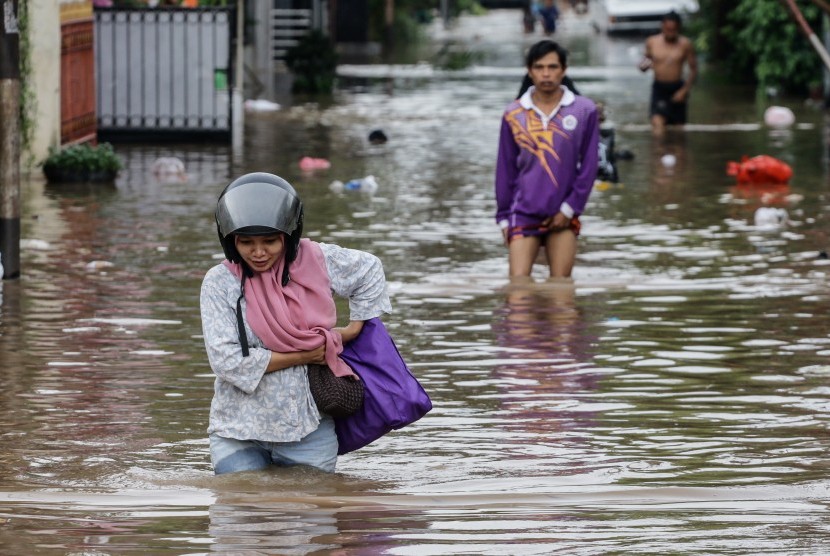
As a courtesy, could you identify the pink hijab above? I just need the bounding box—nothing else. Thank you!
[223,238,355,377]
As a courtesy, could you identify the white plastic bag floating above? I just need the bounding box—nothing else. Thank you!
[660,154,676,168]
[753,207,788,228]
[151,157,187,183]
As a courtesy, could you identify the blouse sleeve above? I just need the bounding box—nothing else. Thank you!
[319,242,392,321]
[199,264,272,394]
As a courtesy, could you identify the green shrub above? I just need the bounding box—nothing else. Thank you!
[42,142,123,173]
[42,142,123,183]
[284,30,338,94]
[434,43,485,70]
[695,0,822,95]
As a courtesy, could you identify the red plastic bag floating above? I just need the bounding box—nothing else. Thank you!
[726,155,792,185]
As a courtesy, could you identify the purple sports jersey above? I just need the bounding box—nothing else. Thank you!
[495,86,600,229]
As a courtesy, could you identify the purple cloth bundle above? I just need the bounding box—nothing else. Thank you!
[335,318,432,454]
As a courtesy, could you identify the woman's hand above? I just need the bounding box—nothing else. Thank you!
[304,343,327,365]
[335,320,365,344]
[267,343,326,372]
[265,321,366,374]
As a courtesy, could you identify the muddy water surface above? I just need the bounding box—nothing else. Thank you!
[1,9,830,555]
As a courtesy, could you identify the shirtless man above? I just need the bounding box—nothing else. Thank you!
[639,11,698,134]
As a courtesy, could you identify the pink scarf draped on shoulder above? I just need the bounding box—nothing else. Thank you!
[223,238,355,377]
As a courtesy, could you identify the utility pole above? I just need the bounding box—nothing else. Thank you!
[781,0,830,71]
[384,0,394,49]
[825,9,830,106]
[232,0,244,156]
[0,0,21,279]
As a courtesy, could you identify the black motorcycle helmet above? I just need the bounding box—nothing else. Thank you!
[215,172,304,286]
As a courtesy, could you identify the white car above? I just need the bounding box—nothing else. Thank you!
[591,0,699,34]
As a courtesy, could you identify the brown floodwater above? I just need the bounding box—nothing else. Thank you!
[1,9,830,555]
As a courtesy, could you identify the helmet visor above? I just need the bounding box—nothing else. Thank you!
[216,181,301,238]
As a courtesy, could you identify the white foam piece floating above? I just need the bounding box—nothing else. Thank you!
[764,106,795,128]
[665,365,732,374]
[244,98,281,112]
[631,358,676,367]
[85,260,115,270]
[0,489,217,506]
[62,326,102,333]
[21,238,50,250]
[47,361,87,367]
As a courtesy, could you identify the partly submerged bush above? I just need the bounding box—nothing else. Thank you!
[285,30,338,94]
[434,43,485,70]
[42,142,123,183]
[43,142,123,173]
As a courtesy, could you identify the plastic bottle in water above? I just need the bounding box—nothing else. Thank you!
[343,175,378,193]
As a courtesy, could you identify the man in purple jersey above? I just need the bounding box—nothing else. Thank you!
[495,40,599,281]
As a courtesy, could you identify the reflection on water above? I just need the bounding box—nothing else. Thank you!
[496,281,587,361]
[1,8,830,553]
[3,482,830,553]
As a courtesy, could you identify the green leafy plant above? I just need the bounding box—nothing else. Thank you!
[695,0,822,95]
[434,43,484,70]
[284,30,338,94]
[42,142,123,183]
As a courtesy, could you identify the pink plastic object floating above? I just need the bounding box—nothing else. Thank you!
[763,106,795,128]
[298,157,331,171]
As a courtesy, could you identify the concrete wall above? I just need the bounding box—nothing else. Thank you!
[25,0,61,172]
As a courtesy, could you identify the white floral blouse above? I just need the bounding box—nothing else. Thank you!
[199,242,392,443]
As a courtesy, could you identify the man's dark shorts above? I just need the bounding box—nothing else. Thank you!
[507,216,582,243]
[650,80,687,125]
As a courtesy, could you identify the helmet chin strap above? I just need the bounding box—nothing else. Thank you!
[241,260,254,278]
[281,236,294,286]
[236,272,250,357]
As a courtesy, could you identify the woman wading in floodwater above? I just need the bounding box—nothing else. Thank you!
[199,172,391,474]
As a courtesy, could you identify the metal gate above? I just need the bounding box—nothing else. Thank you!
[271,0,327,63]
[95,7,233,141]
